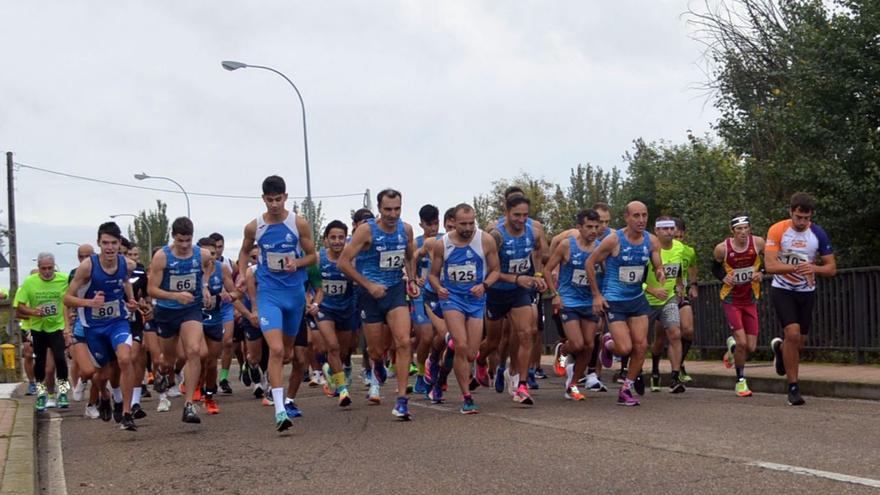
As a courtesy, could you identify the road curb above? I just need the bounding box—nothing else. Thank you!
[1,394,36,495]
[671,372,880,401]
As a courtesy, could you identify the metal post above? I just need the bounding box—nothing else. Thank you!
[6,152,20,379]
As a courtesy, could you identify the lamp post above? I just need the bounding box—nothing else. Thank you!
[134,173,191,218]
[221,60,313,217]
[110,213,152,257]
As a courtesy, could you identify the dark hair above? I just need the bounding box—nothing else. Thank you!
[443,207,456,223]
[377,188,402,207]
[504,186,525,199]
[262,175,286,196]
[452,203,474,219]
[209,232,224,243]
[790,192,815,213]
[674,217,686,231]
[352,208,374,224]
[419,204,439,223]
[505,195,530,211]
[171,217,194,237]
[197,237,216,248]
[119,236,132,250]
[591,202,610,213]
[97,221,122,241]
[576,209,600,225]
[323,220,348,238]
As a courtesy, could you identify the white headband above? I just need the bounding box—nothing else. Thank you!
[655,220,676,229]
[730,216,750,228]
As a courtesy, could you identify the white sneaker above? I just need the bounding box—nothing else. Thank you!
[84,404,100,419]
[585,372,600,388]
[46,395,57,408]
[503,369,515,396]
[157,397,172,412]
[166,385,181,398]
[72,380,88,402]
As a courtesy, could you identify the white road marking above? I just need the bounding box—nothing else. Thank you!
[747,462,880,489]
[45,412,69,495]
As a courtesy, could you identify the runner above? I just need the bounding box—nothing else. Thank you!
[587,201,665,406]
[64,222,140,430]
[337,188,420,420]
[122,240,151,419]
[209,232,240,395]
[412,204,441,396]
[235,175,317,431]
[674,218,699,382]
[712,214,765,397]
[764,193,836,406]
[148,217,215,424]
[428,203,500,414]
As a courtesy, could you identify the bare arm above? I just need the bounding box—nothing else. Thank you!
[404,223,420,298]
[236,220,257,289]
[542,239,569,298]
[427,238,447,299]
[482,232,500,288]
[64,258,102,309]
[586,232,618,313]
[649,234,666,285]
[295,215,318,270]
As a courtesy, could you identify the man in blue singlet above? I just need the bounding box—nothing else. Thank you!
[412,204,441,395]
[337,188,420,421]
[586,201,665,407]
[236,175,317,432]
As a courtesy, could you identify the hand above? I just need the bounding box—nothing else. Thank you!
[688,284,699,300]
[63,331,72,348]
[406,279,421,299]
[89,291,106,310]
[248,312,260,328]
[438,287,450,300]
[795,263,815,277]
[367,282,388,299]
[203,295,216,311]
[306,303,319,316]
[655,268,666,286]
[202,287,212,304]
[469,283,485,299]
[416,275,426,287]
[648,287,669,301]
[235,276,247,292]
[723,274,735,285]
[176,291,195,305]
[125,298,139,312]
[552,295,562,313]
[284,256,297,272]
[534,277,548,293]
[220,290,233,303]
[751,271,763,283]
[516,275,535,290]
[592,294,609,316]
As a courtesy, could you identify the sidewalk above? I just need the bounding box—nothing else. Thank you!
[541,356,880,400]
[0,385,36,495]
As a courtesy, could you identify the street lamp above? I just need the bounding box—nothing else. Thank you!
[55,241,80,247]
[221,60,313,216]
[110,213,152,257]
[134,172,191,218]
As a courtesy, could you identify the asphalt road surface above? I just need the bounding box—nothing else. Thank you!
[45,367,880,494]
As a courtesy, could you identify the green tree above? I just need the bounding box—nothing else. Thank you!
[551,163,624,231]
[474,173,558,232]
[128,200,170,265]
[293,199,325,241]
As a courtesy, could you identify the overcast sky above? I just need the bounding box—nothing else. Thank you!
[1,1,718,281]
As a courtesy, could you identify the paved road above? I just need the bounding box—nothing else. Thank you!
[47,367,880,494]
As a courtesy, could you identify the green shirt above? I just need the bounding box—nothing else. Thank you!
[645,239,686,306]
[14,272,69,332]
[306,264,322,291]
[681,243,697,273]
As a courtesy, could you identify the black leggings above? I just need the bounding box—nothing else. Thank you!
[31,331,68,382]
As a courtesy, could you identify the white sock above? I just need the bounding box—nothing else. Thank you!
[271,387,285,415]
[131,386,142,406]
[112,387,123,403]
[565,364,574,388]
[511,373,520,389]
[159,392,167,401]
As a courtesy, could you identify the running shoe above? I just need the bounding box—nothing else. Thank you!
[84,404,100,419]
[166,384,182,398]
[192,387,203,403]
[240,363,252,387]
[414,375,428,394]
[205,396,220,414]
[98,397,112,421]
[429,384,444,404]
[669,378,686,394]
[284,399,303,418]
[787,388,805,406]
[503,368,514,396]
[633,374,645,396]
[513,384,534,405]
[617,387,639,406]
[35,384,48,412]
[565,386,585,401]
[475,360,490,387]
[157,397,172,412]
[494,366,506,394]
[367,382,381,404]
[131,403,147,419]
[343,365,352,388]
[723,336,736,369]
[585,373,608,392]
[219,379,233,394]
[338,387,352,407]
[599,334,614,369]
[120,413,137,431]
[153,373,168,394]
[361,369,372,387]
[26,382,37,396]
[113,401,123,423]
[553,342,567,377]
[650,375,661,392]
[322,363,337,394]
[460,396,479,415]
[771,337,786,376]
[408,363,418,374]
[249,364,262,387]
[141,384,151,398]
[275,411,293,432]
[182,403,201,424]
[46,395,57,409]
[534,368,548,379]
[57,392,69,409]
[253,383,264,399]
[72,379,87,402]
[426,356,439,386]
[614,369,627,384]
[679,370,693,383]
[262,395,274,407]
[735,378,752,397]
[373,361,388,385]
[526,369,539,389]
[392,397,411,421]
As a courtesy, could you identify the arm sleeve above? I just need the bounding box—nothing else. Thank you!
[711,260,727,281]
[811,224,834,256]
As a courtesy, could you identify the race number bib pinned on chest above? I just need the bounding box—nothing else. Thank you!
[323,280,348,296]
[93,300,120,320]
[571,269,589,287]
[266,252,289,272]
[508,257,531,275]
[779,251,809,266]
[39,302,59,316]
[663,264,680,280]
[447,264,477,283]
[169,273,197,292]
[618,265,645,284]
[380,250,405,270]
[731,267,754,285]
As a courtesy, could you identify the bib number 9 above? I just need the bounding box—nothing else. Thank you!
[447,264,477,283]
[169,273,196,292]
[571,268,589,287]
[508,257,531,275]
[266,252,289,272]
[380,250,405,270]
[323,280,348,296]
[618,265,645,284]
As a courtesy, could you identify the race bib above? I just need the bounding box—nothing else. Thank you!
[92,300,120,320]
[508,257,531,274]
[663,263,680,279]
[732,266,754,285]
[571,268,589,287]
[39,302,59,316]
[779,251,809,266]
[323,280,348,296]
[618,265,645,284]
[379,250,405,270]
[169,273,197,292]
[266,251,289,272]
[446,263,477,283]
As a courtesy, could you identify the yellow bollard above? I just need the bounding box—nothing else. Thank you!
[1,344,15,370]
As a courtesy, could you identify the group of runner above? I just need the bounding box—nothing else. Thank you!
[14,178,836,432]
